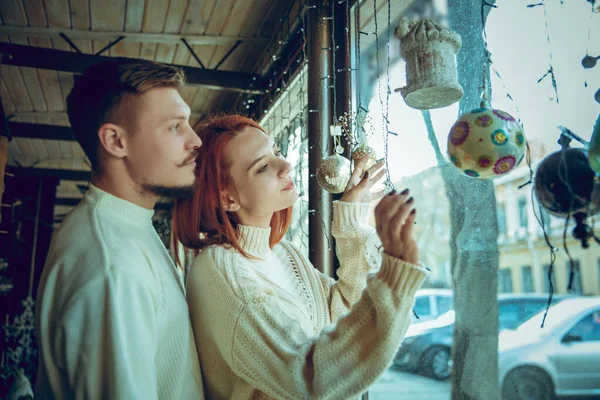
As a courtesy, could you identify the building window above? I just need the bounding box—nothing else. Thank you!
[497,203,507,235]
[521,266,534,292]
[542,264,556,293]
[518,197,528,229]
[499,269,513,293]
[566,259,582,294]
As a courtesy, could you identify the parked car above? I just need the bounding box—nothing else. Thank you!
[499,296,600,400]
[394,293,570,380]
[412,289,454,323]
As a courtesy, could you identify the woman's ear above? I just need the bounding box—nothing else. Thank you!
[221,191,241,212]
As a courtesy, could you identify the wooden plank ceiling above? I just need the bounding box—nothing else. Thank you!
[0,0,291,216]
[0,0,408,222]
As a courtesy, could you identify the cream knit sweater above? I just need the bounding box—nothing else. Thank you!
[35,185,204,399]
[187,201,429,400]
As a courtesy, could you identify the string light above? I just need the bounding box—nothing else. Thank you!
[296,1,310,251]
[481,0,566,325]
[535,0,560,103]
[531,195,558,328]
[372,0,395,191]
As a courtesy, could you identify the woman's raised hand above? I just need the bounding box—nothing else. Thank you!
[339,156,386,204]
[374,190,419,265]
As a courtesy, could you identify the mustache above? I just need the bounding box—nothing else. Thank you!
[177,154,198,167]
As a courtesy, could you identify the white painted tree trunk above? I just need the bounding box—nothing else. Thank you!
[422,1,501,399]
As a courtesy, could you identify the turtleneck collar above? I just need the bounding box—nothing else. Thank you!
[85,184,155,227]
[237,224,272,257]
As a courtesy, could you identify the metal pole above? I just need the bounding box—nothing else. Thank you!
[307,2,333,277]
[335,0,351,159]
[0,95,11,224]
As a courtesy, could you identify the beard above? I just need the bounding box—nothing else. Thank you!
[142,182,197,199]
[124,158,198,200]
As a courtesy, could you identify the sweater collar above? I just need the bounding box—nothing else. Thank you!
[238,224,272,257]
[85,184,155,226]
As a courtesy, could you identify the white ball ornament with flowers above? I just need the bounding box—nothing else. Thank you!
[447,99,526,179]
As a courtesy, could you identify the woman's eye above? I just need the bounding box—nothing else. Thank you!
[258,165,268,173]
[171,124,180,131]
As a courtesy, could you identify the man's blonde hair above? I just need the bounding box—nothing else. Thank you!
[66,58,186,171]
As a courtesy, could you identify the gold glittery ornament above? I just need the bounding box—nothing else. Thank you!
[316,154,352,194]
[352,143,376,161]
[352,142,377,169]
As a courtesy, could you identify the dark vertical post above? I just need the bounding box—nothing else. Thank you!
[334,0,351,154]
[0,96,11,223]
[307,2,334,276]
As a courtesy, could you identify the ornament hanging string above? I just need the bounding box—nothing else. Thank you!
[537,0,560,103]
[480,1,563,325]
[373,0,395,192]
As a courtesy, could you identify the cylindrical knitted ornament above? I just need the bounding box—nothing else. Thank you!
[394,18,463,110]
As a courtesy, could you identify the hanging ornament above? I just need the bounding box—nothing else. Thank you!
[587,113,600,175]
[316,125,352,194]
[581,54,599,69]
[316,154,351,194]
[534,145,600,218]
[447,104,526,179]
[534,128,600,248]
[447,65,526,179]
[394,18,463,110]
[340,111,378,169]
[352,140,377,163]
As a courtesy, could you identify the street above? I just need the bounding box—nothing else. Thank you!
[368,368,450,400]
[367,368,600,400]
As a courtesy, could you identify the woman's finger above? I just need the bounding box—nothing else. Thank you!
[355,171,370,191]
[386,196,413,242]
[367,168,386,189]
[401,208,417,242]
[380,193,406,235]
[375,191,396,237]
[347,155,370,188]
[366,159,385,176]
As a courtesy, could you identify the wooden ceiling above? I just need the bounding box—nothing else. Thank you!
[0,0,295,210]
[0,0,411,222]
[0,0,297,158]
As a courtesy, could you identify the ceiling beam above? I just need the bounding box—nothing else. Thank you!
[0,43,267,94]
[9,122,76,141]
[0,26,269,46]
[6,166,90,181]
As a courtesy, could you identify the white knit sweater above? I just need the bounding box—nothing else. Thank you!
[187,201,429,400]
[35,185,204,399]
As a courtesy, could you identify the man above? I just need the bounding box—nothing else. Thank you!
[34,58,204,399]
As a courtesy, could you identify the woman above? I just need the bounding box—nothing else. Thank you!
[172,115,429,400]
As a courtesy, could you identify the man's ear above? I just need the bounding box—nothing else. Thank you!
[221,190,241,212]
[98,123,127,159]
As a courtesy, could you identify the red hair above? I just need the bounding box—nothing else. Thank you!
[172,115,293,266]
